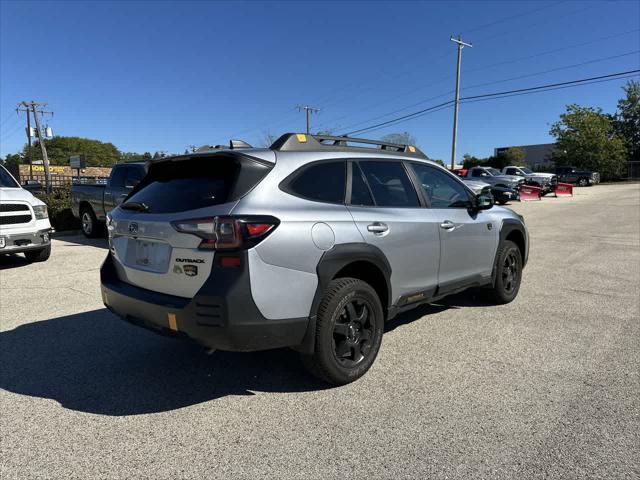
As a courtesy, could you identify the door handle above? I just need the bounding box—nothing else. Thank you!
[367,222,389,233]
[440,220,455,230]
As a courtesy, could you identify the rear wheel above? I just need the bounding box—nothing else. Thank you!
[24,245,51,263]
[578,177,589,187]
[486,240,522,304]
[80,206,100,238]
[302,278,384,385]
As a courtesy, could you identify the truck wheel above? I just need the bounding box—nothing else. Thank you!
[578,178,589,187]
[487,240,522,304]
[301,278,384,385]
[80,206,100,238]
[24,245,51,263]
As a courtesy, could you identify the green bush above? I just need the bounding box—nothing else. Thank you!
[36,185,80,232]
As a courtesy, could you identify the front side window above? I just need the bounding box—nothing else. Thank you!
[471,169,485,178]
[487,168,502,176]
[0,166,19,188]
[287,161,346,203]
[358,161,420,207]
[410,163,472,209]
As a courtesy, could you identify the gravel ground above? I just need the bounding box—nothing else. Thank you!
[1,183,638,479]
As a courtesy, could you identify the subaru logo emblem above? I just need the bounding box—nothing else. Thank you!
[128,222,139,235]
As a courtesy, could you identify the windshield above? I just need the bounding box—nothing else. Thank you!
[0,166,20,188]
[487,168,501,176]
[521,168,533,174]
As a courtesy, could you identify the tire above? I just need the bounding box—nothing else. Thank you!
[486,240,522,304]
[80,206,100,238]
[578,178,589,187]
[301,278,384,385]
[24,245,51,263]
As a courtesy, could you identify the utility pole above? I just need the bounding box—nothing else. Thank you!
[17,101,53,191]
[16,107,34,179]
[449,35,472,170]
[296,105,320,134]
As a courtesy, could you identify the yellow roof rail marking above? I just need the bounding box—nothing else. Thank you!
[167,313,178,331]
[296,133,307,143]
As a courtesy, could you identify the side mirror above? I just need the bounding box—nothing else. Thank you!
[475,192,494,210]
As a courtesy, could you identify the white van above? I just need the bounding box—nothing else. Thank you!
[0,165,52,262]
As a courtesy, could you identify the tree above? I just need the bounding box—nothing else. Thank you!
[462,153,487,169]
[431,159,446,167]
[549,104,627,179]
[259,131,278,148]
[381,132,416,145]
[121,152,153,162]
[1,153,23,178]
[613,80,640,163]
[498,147,525,166]
[21,136,122,167]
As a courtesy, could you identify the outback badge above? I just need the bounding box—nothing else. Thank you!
[183,265,198,277]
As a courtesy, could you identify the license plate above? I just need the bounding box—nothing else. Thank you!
[135,240,158,267]
[0,237,5,248]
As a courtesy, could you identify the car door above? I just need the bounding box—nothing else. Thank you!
[408,163,498,291]
[346,160,440,303]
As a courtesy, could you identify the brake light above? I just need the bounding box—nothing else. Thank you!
[246,223,274,237]
[171,216,279,250]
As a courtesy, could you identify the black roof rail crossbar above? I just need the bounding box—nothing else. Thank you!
[270,133,428,159]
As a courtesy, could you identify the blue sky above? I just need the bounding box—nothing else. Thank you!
[1,0,639,161]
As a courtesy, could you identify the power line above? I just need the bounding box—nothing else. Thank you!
[460,1,567,35]
[342,69,640,136]
[337,49,640,134]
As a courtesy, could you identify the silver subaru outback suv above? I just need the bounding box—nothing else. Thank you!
[101,133,528,385]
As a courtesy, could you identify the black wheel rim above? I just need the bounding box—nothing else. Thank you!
[332,297,375,368]
[502,250,520,293]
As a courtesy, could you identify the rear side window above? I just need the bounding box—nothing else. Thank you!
[350,163,374,206]
[358,161,419,207]
[285,161,346,203]
[125,154,272,214]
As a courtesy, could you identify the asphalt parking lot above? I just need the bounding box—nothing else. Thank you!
[1,183,639,479]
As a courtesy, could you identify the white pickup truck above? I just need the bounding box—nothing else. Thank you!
[0,165,52,262]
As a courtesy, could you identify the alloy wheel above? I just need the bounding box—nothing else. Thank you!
[502,250,520,293]
[332,298,375,367]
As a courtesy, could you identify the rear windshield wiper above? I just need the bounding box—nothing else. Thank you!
[121,201,150,212]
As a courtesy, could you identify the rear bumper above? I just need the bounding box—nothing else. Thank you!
[100,252,309,351]
[0,228,52,254]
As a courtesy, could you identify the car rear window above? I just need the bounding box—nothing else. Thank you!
[125,154,272,214]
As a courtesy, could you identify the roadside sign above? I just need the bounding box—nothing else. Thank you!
[69,155,86,169]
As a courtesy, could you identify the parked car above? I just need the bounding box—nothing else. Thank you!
[462,166,525,190]
[462,179,519,205]
[0,165,52,262]
[101,134,528,385]
[502,166,557,195]
[555,166,600,186]
[70,162,146,237]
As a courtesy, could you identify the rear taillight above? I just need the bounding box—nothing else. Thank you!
[171,216,279,250]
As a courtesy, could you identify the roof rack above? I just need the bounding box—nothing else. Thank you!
[270,133,428,159]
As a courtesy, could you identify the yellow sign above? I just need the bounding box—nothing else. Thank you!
[32,165,66,173]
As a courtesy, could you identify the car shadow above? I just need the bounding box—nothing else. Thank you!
[0,295,486,416]
[0,253,31,270]
[55,234,108,249]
